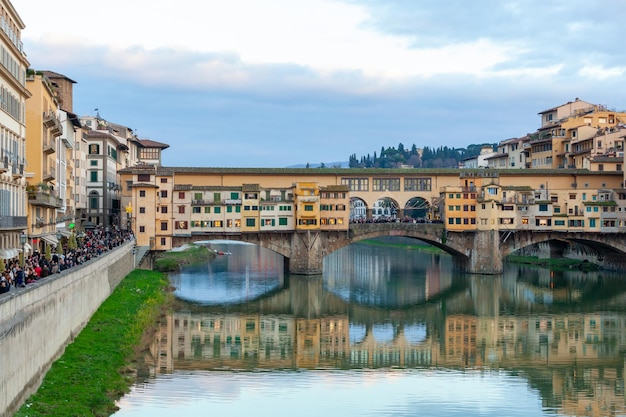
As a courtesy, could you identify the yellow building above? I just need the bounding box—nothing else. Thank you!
[0,0,29,262]
[25,71,63,252]
[294,182,320,230]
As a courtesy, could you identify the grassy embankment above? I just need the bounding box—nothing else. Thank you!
[361,238,599,270]
[154,243,215,272]
[14,269,170,417]
[505,254,600,271]
[359,238,445,253]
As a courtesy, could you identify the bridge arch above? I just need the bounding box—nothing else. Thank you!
[501,231,626,258]
[326,223,469,266]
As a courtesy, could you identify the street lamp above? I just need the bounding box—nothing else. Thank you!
[19,231,27,266]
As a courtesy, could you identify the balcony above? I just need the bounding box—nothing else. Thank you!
[42,167,56,182]
[12,164,24,178]
[0,156,8,173]
[43,112,63,137]
[43,138,56,155]
[28,190,63,208]
[0,216,27,230]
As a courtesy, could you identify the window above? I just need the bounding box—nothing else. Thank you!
[214,192,221,202]
[214,207,221,214]
[161,222,168,231]
[192,207,201,213]
[89,196,98,209]
[304,205,314,211]
[138,174,151,182]
[194,193,202,200]
[178,192,185,199]
[246,218,256,227]
[160,190,168,198]
[204,207,211,213]
[279,218,288,226]
[230,192,239,199]
[160,238,166,245]
[373,178,400,191]
[89,144,100,154]
[341,178,369,191]
[90,171,97,182]
[90,160,97,166]
[139,190,146,197]
[175,221,188,229]
[139,226,145,233]
[160,178,168,183]
[161,206,168,214]
[178,206,185,214]
[139,207,146,214]
[404,178,431,191]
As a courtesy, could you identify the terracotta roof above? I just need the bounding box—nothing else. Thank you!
[138,139,169,149]
[40,70,77,84]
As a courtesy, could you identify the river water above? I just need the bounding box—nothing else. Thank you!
[112,239,626,417]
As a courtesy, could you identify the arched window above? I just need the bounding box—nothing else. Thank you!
[89,191,99,210]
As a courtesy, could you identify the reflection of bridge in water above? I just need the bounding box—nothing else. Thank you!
[147,274,626,371]
[142,273,626,415]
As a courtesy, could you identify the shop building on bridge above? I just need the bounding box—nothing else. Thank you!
[119,165,626,250]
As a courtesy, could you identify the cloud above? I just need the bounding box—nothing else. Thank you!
[18,1,626,167]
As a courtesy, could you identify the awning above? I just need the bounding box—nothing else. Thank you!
[83,221,96,229]
[41,234,59,247]
[24,243,33,252]
[0,248,18,259]
[57,229,72,238]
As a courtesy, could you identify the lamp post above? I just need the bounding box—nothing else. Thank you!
[19,231,27,266]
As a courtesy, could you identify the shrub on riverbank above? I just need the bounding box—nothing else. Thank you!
[506,255,600,271]
[15,270,170,417]
[154,243,215,272]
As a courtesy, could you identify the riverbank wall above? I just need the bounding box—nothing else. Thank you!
[0,240,135,416]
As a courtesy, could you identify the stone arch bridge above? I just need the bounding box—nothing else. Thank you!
[171,223,626,274]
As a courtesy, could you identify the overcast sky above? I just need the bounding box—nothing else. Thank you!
[19,0,626,167]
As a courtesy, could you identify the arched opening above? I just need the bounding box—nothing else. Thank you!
[404,196,430,220]
[349,197,367,222]
[372,197,399,221]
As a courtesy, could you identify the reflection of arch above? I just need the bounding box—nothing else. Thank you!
[371,323,394,343]
[372,197,399,220]
[349,323,367,344]
[404,196,430,219]
[350,197,367,221]
[403,323,427,344]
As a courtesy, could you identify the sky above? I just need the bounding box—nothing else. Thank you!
[19,0,626,168]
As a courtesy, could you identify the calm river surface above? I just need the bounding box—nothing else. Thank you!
[113,239,626,417]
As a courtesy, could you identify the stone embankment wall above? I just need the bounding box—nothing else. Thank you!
[0,241,135,416]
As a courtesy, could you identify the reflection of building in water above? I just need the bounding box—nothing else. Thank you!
[319,316,350,368]
[149,308,626,416]
[445,315,477,367]
[443,313,626,368]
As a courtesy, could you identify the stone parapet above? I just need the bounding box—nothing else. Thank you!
[0,240,135,416]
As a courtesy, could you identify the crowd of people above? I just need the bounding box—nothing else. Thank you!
[0,227,134,294]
